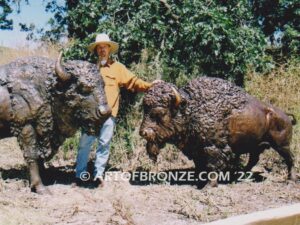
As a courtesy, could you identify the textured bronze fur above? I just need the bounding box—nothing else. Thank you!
[140,77,297,183]
[0,56,111,193]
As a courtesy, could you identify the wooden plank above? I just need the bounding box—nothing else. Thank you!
[204,203,300,225]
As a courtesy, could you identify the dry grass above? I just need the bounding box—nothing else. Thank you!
[245,61,300,114]
[0,43,59,65]
[108,199,136,225]
[170,194,204,221]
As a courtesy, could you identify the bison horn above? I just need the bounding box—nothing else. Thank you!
[55,52,71,81]
[171,86,181,107]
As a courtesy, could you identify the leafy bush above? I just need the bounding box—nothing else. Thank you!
[43,0,272,86]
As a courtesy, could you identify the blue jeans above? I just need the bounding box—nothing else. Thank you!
[76,117,115,179]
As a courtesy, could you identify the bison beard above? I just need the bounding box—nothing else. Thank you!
[0,55,111,193]
[140,77,297,185]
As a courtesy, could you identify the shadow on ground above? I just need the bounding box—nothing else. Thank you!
[0,163,267,190]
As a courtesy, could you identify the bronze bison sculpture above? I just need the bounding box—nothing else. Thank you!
[140,77,297,184]
[0,54,111,193]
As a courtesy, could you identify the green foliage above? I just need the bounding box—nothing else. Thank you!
[60,131,81,160]
[252,0,300,57]
[41,0,272,86]
[282,25,300,56]
[0,0,29,30]
[0,0,13,30]
[6,1,300,65]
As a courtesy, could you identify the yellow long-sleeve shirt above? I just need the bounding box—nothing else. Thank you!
[100,61,152,117]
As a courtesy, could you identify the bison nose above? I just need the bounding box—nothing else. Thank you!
[97,105,112,118]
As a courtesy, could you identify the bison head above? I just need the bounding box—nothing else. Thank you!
[140,82,186,161]
[54,53,111,135]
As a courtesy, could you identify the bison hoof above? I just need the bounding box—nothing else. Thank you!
[149,155,158,162]
[209,179,218,188]
[32,184,51,195]
[289,172,298,182]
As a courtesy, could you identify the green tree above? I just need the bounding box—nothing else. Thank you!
[0,0,14,30]
[252,0,300,57]
[0,0,28,30]
[41,0,271,86]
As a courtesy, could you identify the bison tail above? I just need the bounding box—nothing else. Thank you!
[287,113,297,125]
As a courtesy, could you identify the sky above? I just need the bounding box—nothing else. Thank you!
[0,1,62,48]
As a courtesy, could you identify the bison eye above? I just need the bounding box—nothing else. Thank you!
[150,110,168,124]
[79,85,92,95]
[150,112,157,120]
[157,114,169,124]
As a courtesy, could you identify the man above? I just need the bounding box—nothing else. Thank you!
[75,33,160,187]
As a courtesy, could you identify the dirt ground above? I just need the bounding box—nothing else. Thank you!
[0,138,300,225]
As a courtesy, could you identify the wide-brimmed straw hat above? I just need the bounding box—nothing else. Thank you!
[88,33,119,54]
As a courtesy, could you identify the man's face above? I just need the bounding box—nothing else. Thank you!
[96,44,111,60]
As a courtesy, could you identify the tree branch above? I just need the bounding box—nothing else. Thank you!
[159,0,179,23]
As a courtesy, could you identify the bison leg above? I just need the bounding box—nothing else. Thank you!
[28,160,50,194]
[37,158,46,173]
[244,153,260,172]
[194,155,218,188]
[273,145,297,181]
[193,157,209,189]
[244,143,268,171]
[235,142,268,173]
[18,124,50,194]
[208,173,218,188]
